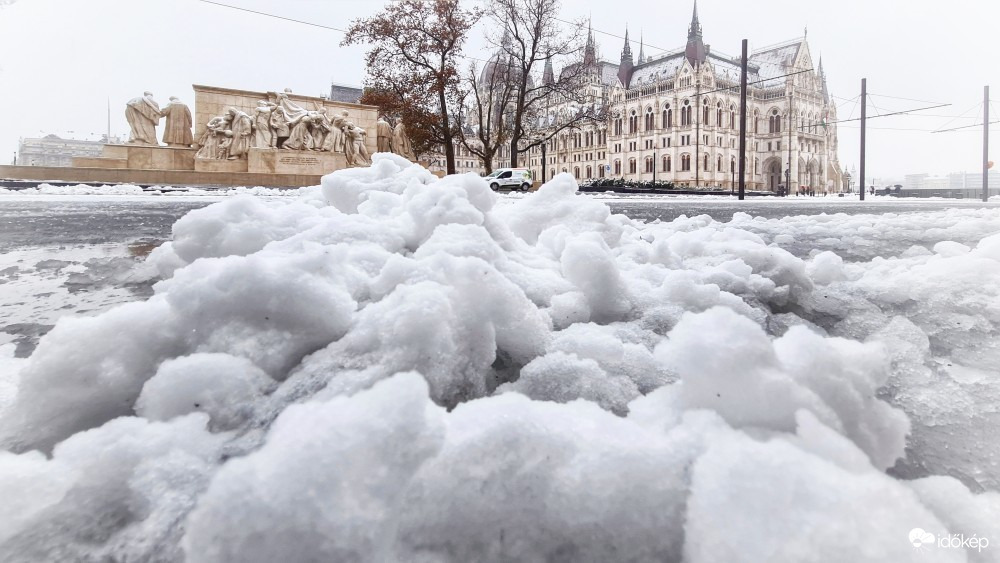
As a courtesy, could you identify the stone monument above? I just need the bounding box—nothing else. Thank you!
[160,97,193,148]
[125,92,162,145]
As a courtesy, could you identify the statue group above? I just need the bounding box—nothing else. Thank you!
[125,92,193,148]
[124,89,416,168]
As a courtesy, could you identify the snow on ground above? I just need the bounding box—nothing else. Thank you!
[1,154,999,562]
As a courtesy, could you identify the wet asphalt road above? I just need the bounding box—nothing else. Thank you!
[1,196,998,249]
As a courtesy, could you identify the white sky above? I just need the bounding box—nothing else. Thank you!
[0,0,997,180]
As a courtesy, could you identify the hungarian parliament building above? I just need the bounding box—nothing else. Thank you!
[443,3,843,193]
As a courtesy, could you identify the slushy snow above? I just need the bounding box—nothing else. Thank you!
[1,153,999,562]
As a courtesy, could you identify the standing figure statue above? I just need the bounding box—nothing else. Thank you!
[325,110,350,153]
[270,107,290,149]
[376,118,393,153]
[252,101,276,149]
[392,121,416,160]
[343,123,370,166]
[225,107,253,159]
[125,91,162,145]
[160,96,192,147]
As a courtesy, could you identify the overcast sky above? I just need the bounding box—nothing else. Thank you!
[1,0,996,180]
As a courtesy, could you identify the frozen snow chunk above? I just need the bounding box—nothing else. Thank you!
[0,415,224,563]
[684,432,957,563]
[774,233,795,245]
[653,307,909,469]
[972,232,1000,261]
[499,351,640,415]
[321,153,436,213]
[934,241,972,257]
[548,322,670,393]
[136,353,274,431]
[183,373,445,563]
[806,250,848,285]
[560,235,632,324]
[392,392,698,562]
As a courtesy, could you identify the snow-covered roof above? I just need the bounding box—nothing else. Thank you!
[629,53,686,86]
[750,40,802,80]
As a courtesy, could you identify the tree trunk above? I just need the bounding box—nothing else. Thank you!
[439,86,456,174]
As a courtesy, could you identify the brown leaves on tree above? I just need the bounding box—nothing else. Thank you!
[343,0,482,174]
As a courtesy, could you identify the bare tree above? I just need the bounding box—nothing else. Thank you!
[491,0,607,167]
[343,0,481,174]
[455,60,517,174]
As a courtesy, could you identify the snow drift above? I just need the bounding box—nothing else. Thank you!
[1,153,999,562]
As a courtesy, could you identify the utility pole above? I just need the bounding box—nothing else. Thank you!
[541,141,547,183]
[860,78,867,201]
[984,85,990,202]
[738,39,748,200]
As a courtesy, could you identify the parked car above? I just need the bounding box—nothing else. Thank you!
[484,168,532,192]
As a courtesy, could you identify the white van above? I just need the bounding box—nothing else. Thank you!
[484,168,533,192]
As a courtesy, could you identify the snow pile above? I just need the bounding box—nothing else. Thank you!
[0,182,147,195]
[1,153,999,562]
[0,183,312,197]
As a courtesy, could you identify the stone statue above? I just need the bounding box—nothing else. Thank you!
[325,110,349,153]
[270,107,290,149]
[376,118,393,153]
[283,114,315,150]
[160,96,193,147]
[392,122,415,160]
[276,88,309,124]
[196,115,229,159]
[308,110,331,151]
[252,101,276,149]
[125,91,162,145]
[344,123,370,166]
[225,107,253,159]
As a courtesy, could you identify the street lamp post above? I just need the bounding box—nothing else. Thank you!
[785,167,791,197]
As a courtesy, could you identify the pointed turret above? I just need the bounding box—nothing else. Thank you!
[818,56,829,102]
[685,0,706,66]
[583,20,597,67]
[543,51,555,86]
[638,31,645,65]
[617,26,634,88]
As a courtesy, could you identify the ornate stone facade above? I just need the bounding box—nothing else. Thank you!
[520,3,842,192]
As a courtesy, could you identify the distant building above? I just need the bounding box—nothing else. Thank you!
[16,134,117,167]
[329,83,363,104]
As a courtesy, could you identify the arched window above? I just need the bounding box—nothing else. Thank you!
[645,107,655,131]
[754,158,759,175]
[704,154,710,171]
[598,164,605,178]
[628,158,637,174]
[574,167,580,179]
[662,106,670,128]
[717,102,723,127]
[663,155,670,172]
[717,155,723,171]
[550,168,555,178]
[703,104,710,124]
[730,105,736,130]
[645,157,654,173]
[614,160,621,175]
[754,111,760,134]
[586,165,592,179]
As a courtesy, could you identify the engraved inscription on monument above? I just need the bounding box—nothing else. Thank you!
[278,155,320,167]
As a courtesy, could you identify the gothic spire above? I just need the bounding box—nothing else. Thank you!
[617,25,635,88]
[638,31,645,64]
[684,0,706,65]
[688,0,702,40]
[543,51,555,86]
[583,19,596,66]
